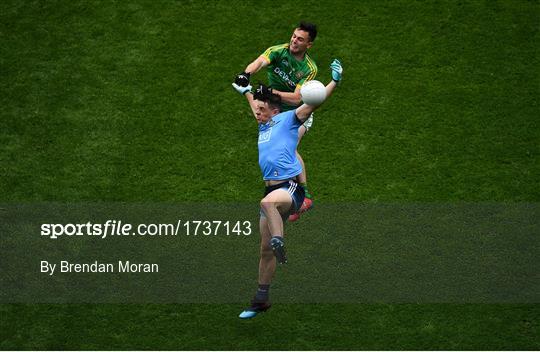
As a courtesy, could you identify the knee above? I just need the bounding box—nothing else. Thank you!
[260,198,276,213]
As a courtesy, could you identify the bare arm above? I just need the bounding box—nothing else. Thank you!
[244,92,259,119]
[274,87,302,107]
[245,56,270,75]
[295,80,338,122]
[296,59,343,121]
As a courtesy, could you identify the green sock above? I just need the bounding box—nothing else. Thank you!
[301,183,312,199]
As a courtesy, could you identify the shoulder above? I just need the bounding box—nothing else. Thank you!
[267,43,289,53]
[297,53,318,83]
[262,43,289,60]
[305,52,318,73]
[278,109,296,117]
[275,109,301,125]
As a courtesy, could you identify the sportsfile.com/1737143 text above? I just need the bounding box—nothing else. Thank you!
[40,220,253,239]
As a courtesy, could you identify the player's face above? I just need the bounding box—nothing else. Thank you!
[255,101,277,124]
[289,29,312,55]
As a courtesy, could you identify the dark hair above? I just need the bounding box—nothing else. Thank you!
[261,93,281,112]
[298,21,317,42]
[255,93,282,112]
[253,84,282,111]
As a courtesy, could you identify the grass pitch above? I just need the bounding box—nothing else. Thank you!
[1,0,539,349]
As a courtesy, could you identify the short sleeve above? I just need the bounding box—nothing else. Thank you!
[287,109,303,127]
[261,44,287,64]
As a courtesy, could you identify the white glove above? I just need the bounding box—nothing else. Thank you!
[232,82,252,95]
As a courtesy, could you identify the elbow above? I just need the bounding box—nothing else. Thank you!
[291,94,303,106]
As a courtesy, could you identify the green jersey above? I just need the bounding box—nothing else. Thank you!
[261,43,318,111]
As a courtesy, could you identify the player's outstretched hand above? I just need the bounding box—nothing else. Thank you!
[232,82,252,95]
[234,72,251,87]
[330,59,343,82]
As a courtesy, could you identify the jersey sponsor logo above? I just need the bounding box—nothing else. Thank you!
[268,118,281,127]
[273,67,296,89]
[281,59,289,67]
[258,127,272,144]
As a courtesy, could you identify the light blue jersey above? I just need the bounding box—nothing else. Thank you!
[258,109,302,180]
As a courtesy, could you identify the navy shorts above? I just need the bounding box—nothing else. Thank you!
[261,180,305,218]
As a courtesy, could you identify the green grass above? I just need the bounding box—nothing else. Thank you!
[1,304,538,350]
[1,0,539,349]
[2,0,538,202]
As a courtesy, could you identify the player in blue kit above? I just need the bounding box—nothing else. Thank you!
[232,59,343,319]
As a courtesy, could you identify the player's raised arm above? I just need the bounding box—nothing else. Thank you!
[245,56,270,76]
[274,87,303,107]
[233,56,270,88]
[231,82,259,119]
[296,59,343,121]
[248,81,304,107]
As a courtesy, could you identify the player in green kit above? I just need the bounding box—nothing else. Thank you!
[234,22,318,221]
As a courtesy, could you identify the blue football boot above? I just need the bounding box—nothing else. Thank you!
[239,299,272,319]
